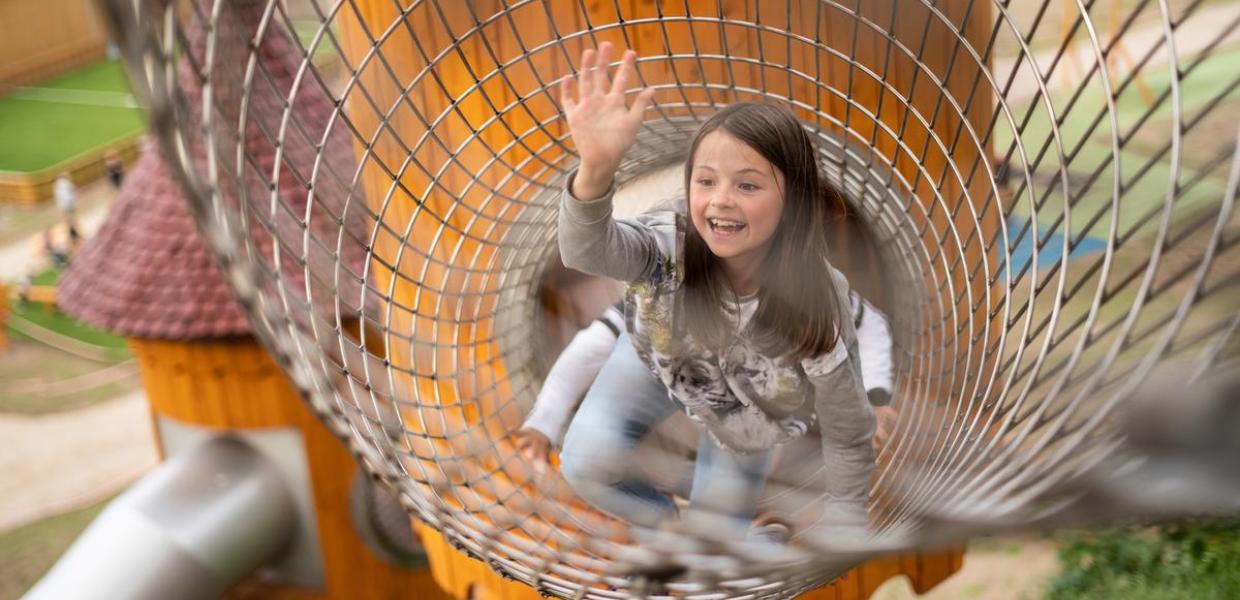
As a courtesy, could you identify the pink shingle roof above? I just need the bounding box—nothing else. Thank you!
[58,143,254,339]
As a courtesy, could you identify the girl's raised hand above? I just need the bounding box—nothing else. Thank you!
[560,42,655,200]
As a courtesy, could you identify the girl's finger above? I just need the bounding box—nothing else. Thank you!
[594,42,612,94]
[578,48,595,98]
[628,86,655,119]
[559,75,575,110]
[610,49,634,96]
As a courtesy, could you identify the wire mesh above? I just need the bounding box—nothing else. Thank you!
[99,0,1239,597]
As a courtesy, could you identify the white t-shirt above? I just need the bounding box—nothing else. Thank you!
[522,306,625,446]
[54,176,77,214]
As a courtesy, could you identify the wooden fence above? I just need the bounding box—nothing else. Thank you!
[0,0,109,94]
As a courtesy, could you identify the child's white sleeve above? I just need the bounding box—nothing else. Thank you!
[522,308,623,447]
[853,293,894,399]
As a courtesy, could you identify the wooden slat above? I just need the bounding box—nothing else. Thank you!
[0,0,106,93]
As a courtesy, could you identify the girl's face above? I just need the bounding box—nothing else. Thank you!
[688,131,786,278]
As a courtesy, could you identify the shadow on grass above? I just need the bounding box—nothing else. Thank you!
[0,496,112,600]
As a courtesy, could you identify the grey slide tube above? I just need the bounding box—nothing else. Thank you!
[24,436,298,600]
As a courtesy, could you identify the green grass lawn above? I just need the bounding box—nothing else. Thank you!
[1,269,137,414]
[0,497,111,600]
[993,42,1240,243]
[0,59,145,173]
[9,302,129,351]
[2,268,138,413]
[7,268,130,352]
[29,268,60,286]
[36,61,133,94]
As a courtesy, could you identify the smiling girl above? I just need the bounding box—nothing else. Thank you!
[555,43,876,540]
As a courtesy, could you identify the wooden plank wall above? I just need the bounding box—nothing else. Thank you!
[0,0,108,93]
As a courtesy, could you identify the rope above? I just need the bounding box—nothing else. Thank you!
[6,313,130,363]
[4,360,138,395]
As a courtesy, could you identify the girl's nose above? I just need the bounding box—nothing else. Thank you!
[708,188,736,208]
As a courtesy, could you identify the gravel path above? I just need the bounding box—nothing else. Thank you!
[0,391,158,533]
[872,536,1060,600]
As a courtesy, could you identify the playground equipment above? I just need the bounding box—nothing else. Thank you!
[48,70,447,598]
[24,437,298,600]
[74,0,1240,597]
[41,7,959,598]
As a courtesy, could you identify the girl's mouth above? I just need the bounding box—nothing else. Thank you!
[707,217,746,238]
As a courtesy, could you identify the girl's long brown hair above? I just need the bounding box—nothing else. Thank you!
[682,103,848,360]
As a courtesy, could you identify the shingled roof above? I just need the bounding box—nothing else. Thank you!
[59,0,365,341]
[58,144,253,339]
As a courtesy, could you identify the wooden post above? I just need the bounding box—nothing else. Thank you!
[130,337,451,600]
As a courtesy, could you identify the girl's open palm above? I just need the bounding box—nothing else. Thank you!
[560,42,655,181]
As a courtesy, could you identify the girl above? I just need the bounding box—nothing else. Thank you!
[555,43,876,539]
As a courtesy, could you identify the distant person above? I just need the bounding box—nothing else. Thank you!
[105,152,125,189]
[53,172,78,229]
[67,222,82,253]
[17,275,33,306]
[44,230,69,269]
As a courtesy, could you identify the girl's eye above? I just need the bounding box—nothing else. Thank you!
[739,182,760,192]
[696,178,714,187]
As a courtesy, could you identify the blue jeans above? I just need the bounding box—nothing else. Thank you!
[559,334,772,534]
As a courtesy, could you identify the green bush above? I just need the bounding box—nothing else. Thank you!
[1047,518,1240,599]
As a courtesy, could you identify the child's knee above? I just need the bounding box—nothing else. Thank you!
[559,430,629,487]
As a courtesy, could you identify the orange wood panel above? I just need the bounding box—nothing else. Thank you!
[0,0,106,93]
[911,548,962,596]
[130,336,451,600]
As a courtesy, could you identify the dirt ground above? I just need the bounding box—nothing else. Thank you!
[872,536,1060,600]
[0,391,157,533]
[0,342,139,415]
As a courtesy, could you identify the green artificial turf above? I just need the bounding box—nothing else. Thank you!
[0,60,145,173]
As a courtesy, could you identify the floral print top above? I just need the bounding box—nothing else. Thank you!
[558,172,876,525]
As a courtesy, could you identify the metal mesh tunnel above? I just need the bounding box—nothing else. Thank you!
[100,0,1239,597]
